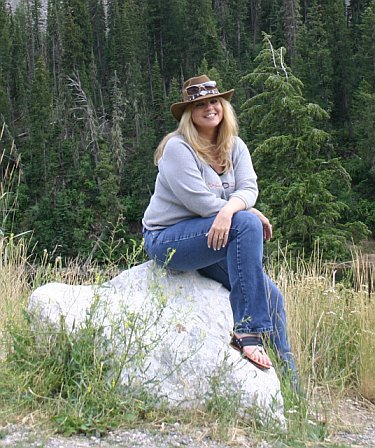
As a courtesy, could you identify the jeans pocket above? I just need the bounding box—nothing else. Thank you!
[143,229,162,257]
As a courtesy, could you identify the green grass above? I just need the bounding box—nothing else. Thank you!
[1,234,374,445]
[0,235,374,445]
[1,138,374,445]
[2,122,375,447]
[0,243,172,436]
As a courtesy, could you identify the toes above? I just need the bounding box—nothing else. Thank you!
[244,346,272,367]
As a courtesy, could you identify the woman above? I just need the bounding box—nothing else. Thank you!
[142,75,296,374]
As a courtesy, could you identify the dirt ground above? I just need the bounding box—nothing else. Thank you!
[0,397,374,447]
[328,396,375,447]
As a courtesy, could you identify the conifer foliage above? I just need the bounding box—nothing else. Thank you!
[241,35,367,258]
[0,0,373,260]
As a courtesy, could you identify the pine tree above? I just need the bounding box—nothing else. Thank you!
[240,35,366,258]
[61,0,93,88]
[293,0,333,113]
[95,140,122,226]
[15,56,56,253]
[248,0,262,49]
[107,0,125,78]
[27,56,52,194]
[9,7,29,124]
[150,54,166,137]
[1,0,372,259]
[182,0,224,75]
[109,72,125,178]
[46,0,63,94]
[19,0,44,79]
[321,0,354,126]
[107,0,143,84]
[348,80,375,234]
[0,0,11,121]
[144,0,186,82]
[0,84,7,122]
[212,0,250,67]
[344,0,375,235]
[282,0,300,62]
[89,0,106,84]
[30,0,43,62]
[348,0,372,25]
[164,76,181,132]
[351,81,375,187]
[354,0,375,87]
[261,0,284,49]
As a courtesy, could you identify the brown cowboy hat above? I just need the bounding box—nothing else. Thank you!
[170,75,234,121]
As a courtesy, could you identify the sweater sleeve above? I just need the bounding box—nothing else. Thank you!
[229,138,258,209]
[159,138,228,217]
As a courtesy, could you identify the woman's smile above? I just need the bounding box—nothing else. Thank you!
[191,98,223,136]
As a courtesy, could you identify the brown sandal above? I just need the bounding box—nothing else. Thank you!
[230,334,271,370]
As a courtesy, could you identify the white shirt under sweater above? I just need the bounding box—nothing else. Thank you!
[142,134,258,230]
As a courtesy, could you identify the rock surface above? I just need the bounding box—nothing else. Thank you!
[28,261,284,422]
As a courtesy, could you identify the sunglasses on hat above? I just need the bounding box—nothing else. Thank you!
[186,81,219,100]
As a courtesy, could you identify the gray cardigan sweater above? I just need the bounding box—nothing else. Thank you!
[142,134,258,230]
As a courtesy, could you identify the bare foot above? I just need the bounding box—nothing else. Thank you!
[234,333,272,369]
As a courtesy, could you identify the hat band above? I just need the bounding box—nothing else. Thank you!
[185,81,219,101]
[188,89,219,101]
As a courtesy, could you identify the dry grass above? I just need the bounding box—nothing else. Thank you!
[0,235,374,443]
[359,298,375,401]
[1,131,374,442]
[268,248,375,403]
[0,237,31,337]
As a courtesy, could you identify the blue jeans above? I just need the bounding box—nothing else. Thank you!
[143,211,296,373]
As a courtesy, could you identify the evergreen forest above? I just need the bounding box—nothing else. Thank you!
[1,0,374,262]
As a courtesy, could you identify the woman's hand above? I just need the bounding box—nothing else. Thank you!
[250,208,272,240]
[207,197,246,250]
[207,208,232,250]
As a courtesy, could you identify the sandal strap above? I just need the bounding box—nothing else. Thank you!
[230,335,263,350]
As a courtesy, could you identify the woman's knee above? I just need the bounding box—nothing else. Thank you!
[231,210,262,233]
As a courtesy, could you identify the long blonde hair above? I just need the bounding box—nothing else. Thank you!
[154,98,239,172]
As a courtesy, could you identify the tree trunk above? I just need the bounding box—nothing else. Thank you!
[283,0,300,62]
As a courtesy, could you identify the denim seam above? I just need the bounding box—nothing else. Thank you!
[235,228,248,320]
[234,224,273,334]
[160,231,208,244]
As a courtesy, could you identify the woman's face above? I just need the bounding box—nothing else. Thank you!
[191,98,223,135]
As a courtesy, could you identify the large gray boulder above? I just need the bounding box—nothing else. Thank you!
[28,261,284,424]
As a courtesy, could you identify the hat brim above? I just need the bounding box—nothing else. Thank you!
[170,89,235,121]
